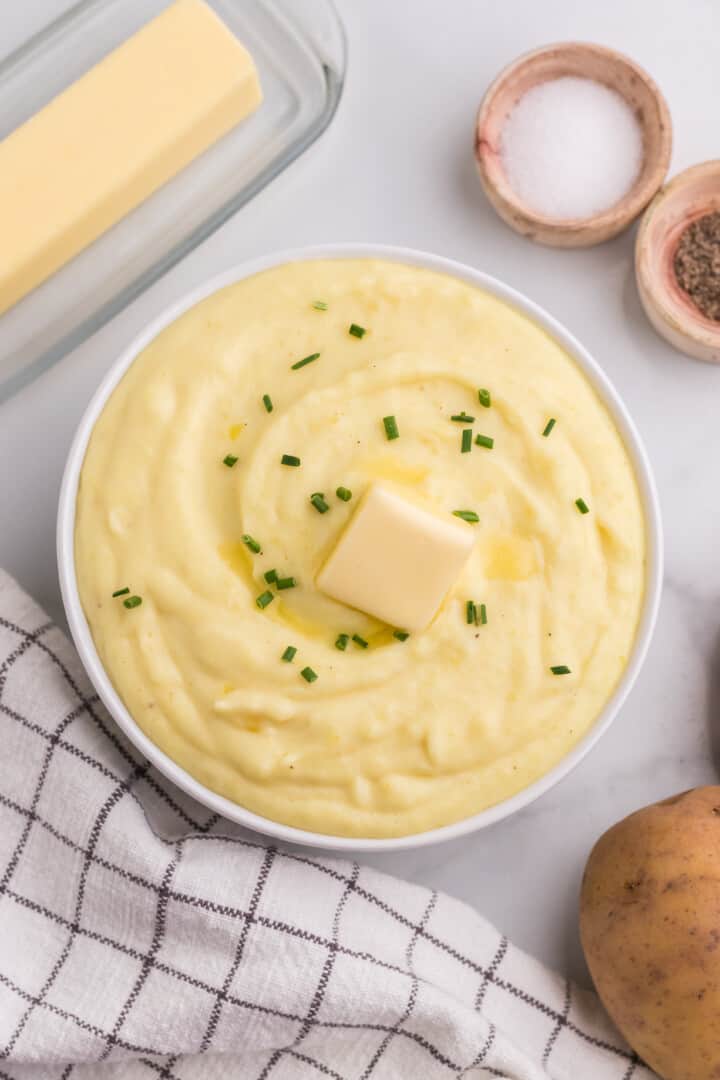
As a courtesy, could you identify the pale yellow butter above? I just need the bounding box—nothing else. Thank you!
[317,484,474,631]
[0,0,262,315]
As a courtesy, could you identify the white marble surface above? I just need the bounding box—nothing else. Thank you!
[2,0,720,988]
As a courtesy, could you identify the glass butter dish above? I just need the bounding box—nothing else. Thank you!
[0,0,346,401]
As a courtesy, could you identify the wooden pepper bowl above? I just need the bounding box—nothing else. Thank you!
[636,161,720,363]
[475,42,672,248]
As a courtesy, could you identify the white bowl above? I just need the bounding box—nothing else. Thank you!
[57,243,663,852]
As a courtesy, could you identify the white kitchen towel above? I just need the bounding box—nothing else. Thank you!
[0,570,655,1080]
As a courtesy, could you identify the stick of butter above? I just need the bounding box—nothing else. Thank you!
[0,0,262,316]
[316,485,475,632]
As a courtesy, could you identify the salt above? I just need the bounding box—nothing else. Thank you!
[500,76,643,220]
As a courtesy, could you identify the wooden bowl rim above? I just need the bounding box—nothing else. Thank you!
[475,41,673,237]
[635,160,720,354]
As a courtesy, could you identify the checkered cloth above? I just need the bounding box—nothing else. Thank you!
[0,570,655,1080]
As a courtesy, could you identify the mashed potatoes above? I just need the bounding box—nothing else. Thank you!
[75,259,645,837]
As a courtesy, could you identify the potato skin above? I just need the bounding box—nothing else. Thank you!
[580,787,720,1080]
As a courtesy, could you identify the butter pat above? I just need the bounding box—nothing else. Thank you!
[0,0,262,315]
[316,485,475,632]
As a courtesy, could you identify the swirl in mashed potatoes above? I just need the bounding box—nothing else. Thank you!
[75,259,645,838]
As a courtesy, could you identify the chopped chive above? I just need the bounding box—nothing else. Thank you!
[475,433,494,450]
[461,428,473,453]
[281,646,297,663]
[575,498,590,515]
[352,633,369,649]
[479,603,488,626]
[264,568,277,584]
[242,534,262,554]
[478,388,491,408]
[335,633,350,651]
[383,415,399,441]
[451,412,475,423]
[310,492,330,514]
[123,595,142,609]
[453,509,479,523]
[276,576,297,590]
[291,352,320,371]
[223,454,239,468]
[312,300,328,311]
[112,587,130,598]
[301,666,318,683]
[349,323,366,338]
[542,418,556,437]
[336,486,352,502]
[393,630,410,641]
[256,590,274,609]
[550,665,571,675]
[262,394,273,413]
[281,454,301,467]
[466,600,476,625]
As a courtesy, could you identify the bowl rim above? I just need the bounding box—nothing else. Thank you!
[635,160,720,356]
[475,40,673,238]
[57,242,663,852]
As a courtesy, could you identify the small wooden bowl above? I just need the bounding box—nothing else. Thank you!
[636,161,720,363]
[475,43,672,248]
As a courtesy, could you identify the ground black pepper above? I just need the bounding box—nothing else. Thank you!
[673,210,720,321]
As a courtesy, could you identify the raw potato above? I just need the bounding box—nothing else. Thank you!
[580,787,720,1080]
